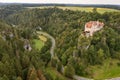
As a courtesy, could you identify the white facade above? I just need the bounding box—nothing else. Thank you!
[84,21,104,37]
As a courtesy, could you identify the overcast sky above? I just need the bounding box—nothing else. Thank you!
[0,0,120,5]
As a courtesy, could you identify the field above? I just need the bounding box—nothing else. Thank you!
[58,6,120,13]
[39,35,47,42]
[90,59,120,79]
[32,35,47,50]
[33,39,44,50]
[27,6,120,14]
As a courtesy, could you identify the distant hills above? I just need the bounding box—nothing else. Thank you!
[0,3,120,10]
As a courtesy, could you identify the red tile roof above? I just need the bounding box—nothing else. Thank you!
[85,21,104,28]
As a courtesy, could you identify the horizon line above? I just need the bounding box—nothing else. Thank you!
[0,2,120,5]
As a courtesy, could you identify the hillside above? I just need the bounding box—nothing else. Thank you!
[0,5,120,80]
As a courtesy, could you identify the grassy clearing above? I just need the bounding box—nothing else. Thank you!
[58,6,93,12]
[33,39,44,50]
[32,35,47,50]
[39,35,47,42]
[90,59,120,79]
[58,6,120,14]
[26,6,120,14]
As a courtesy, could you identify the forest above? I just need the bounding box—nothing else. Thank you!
[0,4,120,80]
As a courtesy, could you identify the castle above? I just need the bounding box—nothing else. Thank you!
[84,21,104,37]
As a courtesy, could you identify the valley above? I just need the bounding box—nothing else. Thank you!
[0,4,120,80]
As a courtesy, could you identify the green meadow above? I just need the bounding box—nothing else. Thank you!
[27,6,120,14]
[33,39,44,50]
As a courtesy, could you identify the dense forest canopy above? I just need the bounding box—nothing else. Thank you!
[0,4,120,80]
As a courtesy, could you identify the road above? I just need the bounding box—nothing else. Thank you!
[36,31,100,80]
[106,77,120,80]
[37,31,55,58]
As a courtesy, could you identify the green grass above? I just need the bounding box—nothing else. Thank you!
[58,6,120,14]
[26,6,120,14]
[45,67,67,80]
[58,6,93,12]
[90,59,120,79]
[33,39,44,50]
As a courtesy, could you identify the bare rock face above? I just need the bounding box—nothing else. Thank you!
[84,21,104,37]
[24,39,32,51]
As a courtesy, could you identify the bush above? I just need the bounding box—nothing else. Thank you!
[63,64,75,78]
